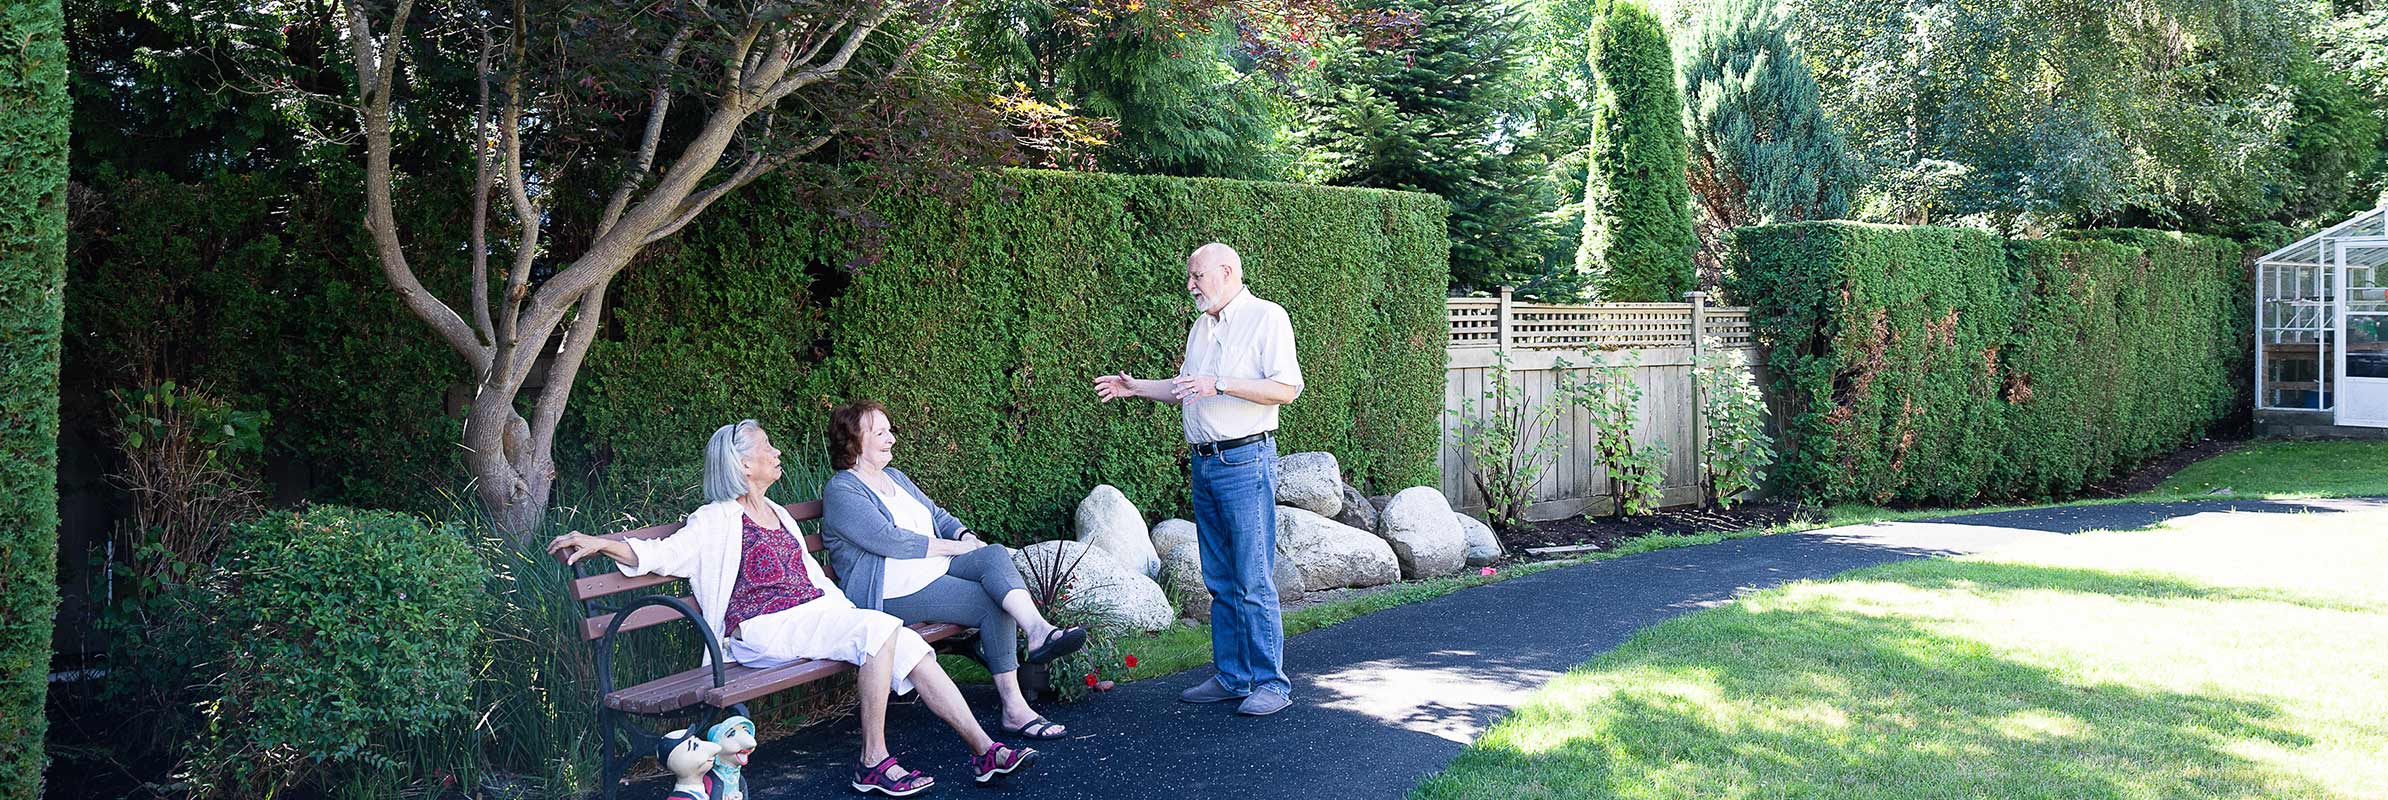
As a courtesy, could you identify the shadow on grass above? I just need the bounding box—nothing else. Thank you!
[1917,498,2354,534]
[1878,558,2382,613]
[1415,560,2328,800]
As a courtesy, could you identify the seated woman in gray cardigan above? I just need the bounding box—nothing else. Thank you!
[821,399,1087,740]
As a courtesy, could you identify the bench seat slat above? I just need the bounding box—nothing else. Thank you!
[603,623,970,714]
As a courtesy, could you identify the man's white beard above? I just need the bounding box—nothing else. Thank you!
[1192,292,1210,313]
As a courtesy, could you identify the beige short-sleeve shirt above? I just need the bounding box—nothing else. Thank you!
[1180,289,1302,444]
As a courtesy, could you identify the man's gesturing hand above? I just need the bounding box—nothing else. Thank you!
[1171,374,1220,401]
[1094,372,1138,402]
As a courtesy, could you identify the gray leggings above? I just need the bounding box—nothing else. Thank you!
[881,545,1030,674]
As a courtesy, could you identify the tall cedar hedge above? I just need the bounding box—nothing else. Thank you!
[575,169,1450,538]
[72,171,1446,537]
[1575,0,1697,302]
[1732,222,2247,505]
[1,0,68,794]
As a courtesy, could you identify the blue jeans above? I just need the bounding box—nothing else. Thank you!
[1189,436,1288,697]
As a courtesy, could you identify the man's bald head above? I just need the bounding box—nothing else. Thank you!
[1186,242,1246,314]
[1189,242,1243,278]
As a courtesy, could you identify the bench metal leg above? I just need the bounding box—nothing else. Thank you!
[598,707,628,800]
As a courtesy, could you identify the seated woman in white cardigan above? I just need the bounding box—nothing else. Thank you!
[547,420,1038,796]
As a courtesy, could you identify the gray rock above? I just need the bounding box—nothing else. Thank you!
[1455,512,1503,567]
[1150,518,1197,558]
[1075,484,1158,578]
[1377,487,1467,578]
[1367,494,1393,518]
[1330,482,1377,533]
[1275,506,1398,590]
[1155,527,1305,623]
[1012,540,1175,632]
[1275,452,1344,517]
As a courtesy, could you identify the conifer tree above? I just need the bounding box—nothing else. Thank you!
[1575,0,1696,302]
[1681,0,1852,227]
[1297,0,1557,290]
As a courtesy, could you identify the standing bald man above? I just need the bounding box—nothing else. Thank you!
[1093,243,1302,716]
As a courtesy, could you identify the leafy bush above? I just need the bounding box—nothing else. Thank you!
[180,507,480,799]
[1447,352,1569,530]
[107,381,267,581]
[1,0,69,794]
[1574,0,1696,302]
[1731,222,2246,505]
[1566,354,1668,516]
[1692,339,1772,508]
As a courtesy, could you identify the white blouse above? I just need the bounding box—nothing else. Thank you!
[872,482,951,600]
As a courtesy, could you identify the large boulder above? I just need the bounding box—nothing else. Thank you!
[1377,487,1467,578]
[1075,484,1158,578]
[1275,452,1344,517]
[1155,534,1305,623]
[1330,482,1377,533]
[1455,512,1503,567]
[1150,518,1197,558]
[1012,541,1175,632]
[1275,506,1399,590]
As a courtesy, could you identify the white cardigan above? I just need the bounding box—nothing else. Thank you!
[616,499,857,649]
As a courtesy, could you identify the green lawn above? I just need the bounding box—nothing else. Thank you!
[2150,440,2388,499]
[1412,505,2388,799]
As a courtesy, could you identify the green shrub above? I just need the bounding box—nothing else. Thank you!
[182,506,480,799]
[0,0,69,795]
[1447,352,1569,531]
[579,168,1450,539]
[1731,222,2246,505]
[1567,353,1668,516]
[1693,338,1772,508]
[1574,0,1696,302]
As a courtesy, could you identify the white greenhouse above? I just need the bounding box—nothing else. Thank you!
[2256,206,2388,433]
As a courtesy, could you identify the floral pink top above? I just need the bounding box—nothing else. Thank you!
[722,514,824,636]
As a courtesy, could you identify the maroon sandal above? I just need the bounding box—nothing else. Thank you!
[851,756,935,797]
[970,741,1040,784]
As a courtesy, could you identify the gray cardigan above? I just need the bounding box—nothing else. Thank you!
[818,468,969,611]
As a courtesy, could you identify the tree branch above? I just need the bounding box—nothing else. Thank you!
[643,131,835,245]
[468,30,498,347]
[596,22,696,241]
[341,0,490,376]
[527,278,612,466]
[498,3,542,352]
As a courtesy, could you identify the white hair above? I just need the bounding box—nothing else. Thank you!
[702,419,765,503]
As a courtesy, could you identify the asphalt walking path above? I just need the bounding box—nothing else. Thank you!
[632,497,2387,800]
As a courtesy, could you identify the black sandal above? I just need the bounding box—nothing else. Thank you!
[1001,716,1069,740]
[1023,626,1087,665]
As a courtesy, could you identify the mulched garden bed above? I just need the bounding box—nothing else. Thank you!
[1498,502,1815,557]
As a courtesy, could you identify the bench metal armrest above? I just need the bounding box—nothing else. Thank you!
[593,594,730,700]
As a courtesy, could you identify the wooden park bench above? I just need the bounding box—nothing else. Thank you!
[558,499,980,799]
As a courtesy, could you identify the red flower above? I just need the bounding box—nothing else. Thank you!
[1124,654,1140,669]
[1084,672,1099,687]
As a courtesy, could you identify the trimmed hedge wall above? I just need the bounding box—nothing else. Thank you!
[1,0,68,796]
[577,169,1451,538]
[1732,222,2247,505]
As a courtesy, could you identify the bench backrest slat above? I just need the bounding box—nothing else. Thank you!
[582,599,700,641]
